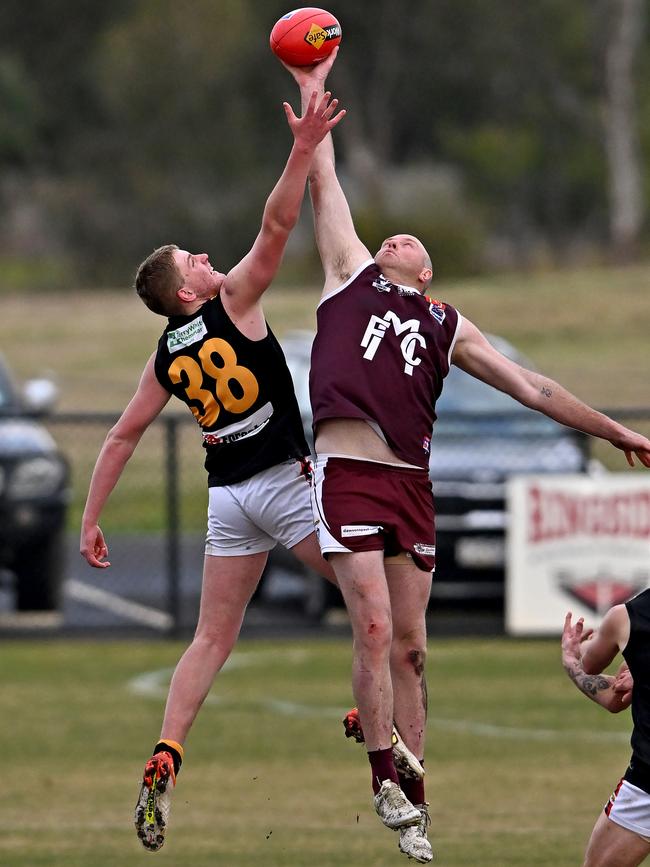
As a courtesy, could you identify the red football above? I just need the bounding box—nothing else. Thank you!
[270,8,342,67]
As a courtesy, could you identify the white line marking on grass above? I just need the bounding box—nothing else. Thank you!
[128,651,629,744]
[429,717,629,744]
[66,579,172,630]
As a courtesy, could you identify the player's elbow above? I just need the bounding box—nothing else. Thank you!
[308,161,336,191]
[105,423,142,455]
[262,209,297,239]
[581,657,601,676]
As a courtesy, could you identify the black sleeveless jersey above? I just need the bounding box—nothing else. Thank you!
[623,588,650,767]
[154,294,309,487]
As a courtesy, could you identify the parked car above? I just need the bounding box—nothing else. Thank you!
[0,356,70,610]
[428,334,590,607]
[262,331,592,618]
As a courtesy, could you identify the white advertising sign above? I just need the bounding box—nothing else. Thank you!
[506,475,650,636]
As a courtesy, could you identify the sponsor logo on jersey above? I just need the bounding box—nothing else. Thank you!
[167,318,208,353]
[341,524,382,537]
[422,435,431,454]
[361,310,426,376]
[372,274,394,293]
[425,297,447,325]
[202,401,273,445]
[413,542,436,556]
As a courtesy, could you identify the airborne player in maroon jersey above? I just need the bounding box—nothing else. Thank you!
[284,48,650,863]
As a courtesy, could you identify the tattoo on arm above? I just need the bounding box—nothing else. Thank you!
[540,385,552,399]
[565,663,610,699]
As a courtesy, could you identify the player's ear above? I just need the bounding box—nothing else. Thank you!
[177,286,196,303]
[419,267,433,287]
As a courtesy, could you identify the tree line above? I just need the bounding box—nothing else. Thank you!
[0,0,647,288]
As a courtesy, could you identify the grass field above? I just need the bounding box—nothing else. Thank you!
[3,261,650,413]
[1,636,632,866]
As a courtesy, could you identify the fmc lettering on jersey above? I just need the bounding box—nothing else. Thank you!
[527,486,650,543]
[360,311,426,376]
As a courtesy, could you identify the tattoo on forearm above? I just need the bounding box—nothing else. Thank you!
[541,385,552,399]
[565,663,610,699]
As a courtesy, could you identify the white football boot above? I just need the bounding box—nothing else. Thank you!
[374,780,421,830]
[399,803,433,862]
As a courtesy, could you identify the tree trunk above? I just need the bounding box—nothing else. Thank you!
[604,0,645,261]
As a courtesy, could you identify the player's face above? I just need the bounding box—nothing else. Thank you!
[375,234,431,288]
[173,249,225,299]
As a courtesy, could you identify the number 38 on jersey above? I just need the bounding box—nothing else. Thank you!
[167,337,259,428]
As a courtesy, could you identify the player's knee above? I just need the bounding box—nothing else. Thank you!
[354,613,393,655]
[193,622,239,655]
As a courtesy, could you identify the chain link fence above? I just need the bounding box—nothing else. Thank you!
[0,408,648,637]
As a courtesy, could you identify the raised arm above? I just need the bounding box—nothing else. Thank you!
[561,611,632,713]
[451,317,650,467]
[80,353,171,568]
[222,88,345,320]
[284,49,372,294]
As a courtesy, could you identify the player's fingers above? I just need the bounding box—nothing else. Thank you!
[321,45,339,72]
[327,108,346,129]
[316,91,333,115]
[624,449,635,467]
[322,100,343,124]
[307,89,319,113]
[283,102,297,123]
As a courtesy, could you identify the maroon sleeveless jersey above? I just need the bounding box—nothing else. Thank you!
[310,260,461,469]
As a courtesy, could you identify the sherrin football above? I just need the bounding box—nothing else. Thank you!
[270,8,342,67]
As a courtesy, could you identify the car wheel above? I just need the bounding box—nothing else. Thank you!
[15,531,66,611]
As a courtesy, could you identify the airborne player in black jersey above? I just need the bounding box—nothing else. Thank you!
[80,85,345,852]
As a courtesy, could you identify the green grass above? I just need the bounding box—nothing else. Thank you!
[1,636,632,866]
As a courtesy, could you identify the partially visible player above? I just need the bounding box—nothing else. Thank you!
[562,605,650,867]
[80,87,345,852]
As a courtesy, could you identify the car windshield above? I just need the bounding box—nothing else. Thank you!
[284,349,311,420]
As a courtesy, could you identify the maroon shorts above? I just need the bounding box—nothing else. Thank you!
[311,456,436,572]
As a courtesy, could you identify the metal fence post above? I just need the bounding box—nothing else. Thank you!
[165,416,181,636]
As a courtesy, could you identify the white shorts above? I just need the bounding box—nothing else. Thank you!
[606,780,650,842]
[205,459,315,557]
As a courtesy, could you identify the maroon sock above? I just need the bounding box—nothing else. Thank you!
[368,748,399,794]
[398,771,425,807]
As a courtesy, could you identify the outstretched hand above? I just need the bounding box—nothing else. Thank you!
[611,428,650,468]
[282,44,339,90]
[283,89,345,149]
